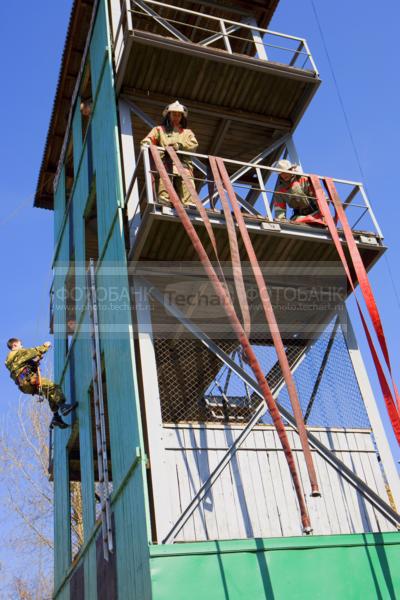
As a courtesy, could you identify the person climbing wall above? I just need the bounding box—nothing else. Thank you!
[5,338,77,429]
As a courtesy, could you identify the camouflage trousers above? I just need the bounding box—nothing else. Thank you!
[19,376,65,413]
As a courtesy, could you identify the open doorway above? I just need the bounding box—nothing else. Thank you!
[84,181,99,265]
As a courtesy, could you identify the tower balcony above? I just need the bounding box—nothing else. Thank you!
[125,146,385,341]
[112,0,320,152]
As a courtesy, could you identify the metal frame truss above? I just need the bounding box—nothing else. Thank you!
[137,278,400,543]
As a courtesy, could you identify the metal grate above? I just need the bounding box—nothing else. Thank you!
[155,336,307,423]
[276,321,371,429]
[154,316,370,430]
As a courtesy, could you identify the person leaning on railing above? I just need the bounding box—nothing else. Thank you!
[141,100,198,207]
[272,159,322,223]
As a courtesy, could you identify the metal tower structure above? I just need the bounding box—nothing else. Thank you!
[35,0,400,598]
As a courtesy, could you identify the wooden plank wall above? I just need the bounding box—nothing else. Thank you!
[162,424,396,541]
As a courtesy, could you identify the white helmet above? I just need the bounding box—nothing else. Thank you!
[272,159,300,173]
[162,100,188,118]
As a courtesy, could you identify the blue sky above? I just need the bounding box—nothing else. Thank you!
[0,0,399,587]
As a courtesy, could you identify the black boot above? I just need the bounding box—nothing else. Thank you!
[50,413,69,429]
[58,401,78,416]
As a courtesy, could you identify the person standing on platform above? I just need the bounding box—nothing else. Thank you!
[141,100,199,207]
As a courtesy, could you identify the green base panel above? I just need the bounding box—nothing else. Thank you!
[150,532,400,600]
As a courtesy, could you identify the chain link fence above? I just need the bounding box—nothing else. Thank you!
[153,315,370,430]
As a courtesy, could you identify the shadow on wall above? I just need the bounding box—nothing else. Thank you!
[212,540,275,600]
[255,539,276,599]
[364,532,397,600]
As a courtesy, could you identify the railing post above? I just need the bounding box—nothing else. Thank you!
[109,0,123,46]
[289,40,304,68]
[220,19,233,54]
[358,185,384,239]
[126,0,133,30]
[143,145,155,206]
[302,38,319,75]
[118,99,142,248]
[255,167,273,220]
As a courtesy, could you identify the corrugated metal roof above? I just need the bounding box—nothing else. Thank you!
[34,0,94,210]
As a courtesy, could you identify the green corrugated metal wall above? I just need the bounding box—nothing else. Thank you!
[150,533,400,600]
[52,1,151,598]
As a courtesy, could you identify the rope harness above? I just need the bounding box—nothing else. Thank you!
[16,360,45,403]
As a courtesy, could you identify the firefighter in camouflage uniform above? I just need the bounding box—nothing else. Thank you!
[5,338,77,429]
[272,159,322,222]
[141,100,199,206]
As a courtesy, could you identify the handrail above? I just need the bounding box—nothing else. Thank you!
[125,146,383,244]
[113,0,319,75]
[132,0,308,42]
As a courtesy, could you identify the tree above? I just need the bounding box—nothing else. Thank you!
[0,393,83,599]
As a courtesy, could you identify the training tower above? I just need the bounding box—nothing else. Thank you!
[35,0,400,598]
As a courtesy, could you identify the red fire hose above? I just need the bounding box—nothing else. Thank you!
[213,156,320,496]
[151,145,312,532]
[310,176,400,444]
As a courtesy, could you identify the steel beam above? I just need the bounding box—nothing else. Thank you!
[141,280,400,535]
[200,24,241,48]
[339,308,400,512]
[131,0,190,43]
[121,88,292,131]
[131,281,174,541]
[202,133,290,208]
[304,318,339,423]
[139,279,309,543]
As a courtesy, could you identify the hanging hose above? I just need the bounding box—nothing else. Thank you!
[208,156,251,337]
[324,178,400,410]
[213,157,320,496]
[150,145,312,533]
[310,176,400,444]
[165,147,250,335]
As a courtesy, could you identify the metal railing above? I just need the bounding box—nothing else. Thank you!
[126,146,384,247]
[113,0,318,75]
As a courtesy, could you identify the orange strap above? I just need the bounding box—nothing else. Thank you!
[150,144,312,531]
[310,176,400,444]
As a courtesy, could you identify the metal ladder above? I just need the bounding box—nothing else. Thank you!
[87,258,113,560]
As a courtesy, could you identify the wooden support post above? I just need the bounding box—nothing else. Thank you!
[339,308,400,511]
[118,99,140,245]
[132,281,174,542]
